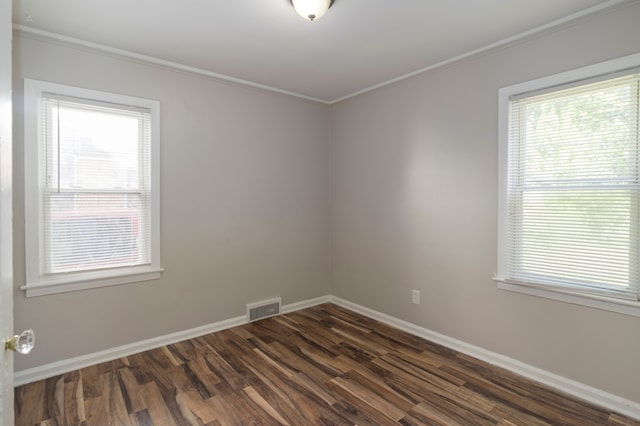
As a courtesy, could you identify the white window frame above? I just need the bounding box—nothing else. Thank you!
[496,53,640,317]
[22,79,162,297]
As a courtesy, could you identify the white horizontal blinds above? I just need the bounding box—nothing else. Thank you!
[507,72,640,300]
[41,94,152,275]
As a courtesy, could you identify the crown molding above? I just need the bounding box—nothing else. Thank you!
[12,0,633,104]
[12,25,331,105]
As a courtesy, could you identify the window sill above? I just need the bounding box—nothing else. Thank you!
[494,278,640,318]
[22,267,164,297]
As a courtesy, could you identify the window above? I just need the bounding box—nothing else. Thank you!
[23,80,161,297]
[497,53,640,316]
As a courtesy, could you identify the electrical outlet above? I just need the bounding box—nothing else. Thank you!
[412,289,420,304]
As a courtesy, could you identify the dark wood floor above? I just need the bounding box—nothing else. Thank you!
[14,303,640,425]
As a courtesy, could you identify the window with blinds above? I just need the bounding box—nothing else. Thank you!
[23,80,161,297]
[42,95,152,274]
[498,58,640,304]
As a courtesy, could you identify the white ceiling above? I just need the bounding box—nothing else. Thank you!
[12,0,628,103]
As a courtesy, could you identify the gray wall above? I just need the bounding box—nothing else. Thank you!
[12,1,640,406]
[12,34,332,371]
[331,2,640,403]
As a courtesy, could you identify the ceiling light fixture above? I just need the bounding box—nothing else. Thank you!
[290,0,334,21]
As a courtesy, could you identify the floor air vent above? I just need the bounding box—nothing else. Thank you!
[247,297,281,322]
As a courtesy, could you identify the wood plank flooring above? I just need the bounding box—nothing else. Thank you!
[14,303,640,425]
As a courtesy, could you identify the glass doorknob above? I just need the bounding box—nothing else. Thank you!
[5,329,35,354]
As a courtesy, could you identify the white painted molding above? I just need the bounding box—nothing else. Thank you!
[15,294,640,421]
[328,0,631,103]
[281,295,331,314]
[496,280,640,318]
[327,296,640,421]
[14,315,246,386]
[13,0,630,105]
[12,25,330,105]
[13,296,331,387]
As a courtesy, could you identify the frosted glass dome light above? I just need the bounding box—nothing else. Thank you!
[291,0,334,21]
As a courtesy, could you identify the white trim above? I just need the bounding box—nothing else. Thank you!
[496,52,640,316]
[498,52,640,99]
[14,294,640,420]
[281,295,331,314]
[20,268,163,297]
[13,296,330,387]
[0,0,13,422]
[495,279,640,318]
[327,296,640,421]
[331,0,630,104]
[22,79,162,297]
[14,314,246,386]
[13,26,331,105]
[13,0,630,105]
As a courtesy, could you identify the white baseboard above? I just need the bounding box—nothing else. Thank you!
[14,295,331,387]
[327,296,640,421]
[15,294,640,421]
[14,315,246,387]
[281,295,331,314]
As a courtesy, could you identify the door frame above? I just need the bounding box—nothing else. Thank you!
[0,0,14,423]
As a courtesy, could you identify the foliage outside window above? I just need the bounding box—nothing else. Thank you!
[497,54,640,315]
